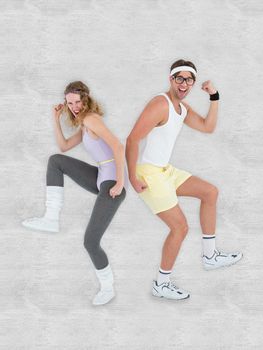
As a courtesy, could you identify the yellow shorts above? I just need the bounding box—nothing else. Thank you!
[136,163,192,214]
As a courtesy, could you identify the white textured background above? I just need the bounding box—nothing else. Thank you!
[1,0,263,349]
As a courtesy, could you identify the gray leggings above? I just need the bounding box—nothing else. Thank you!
[47,154,126,270]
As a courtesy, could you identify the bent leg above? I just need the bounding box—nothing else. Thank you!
[176,176,218,234]
[83,180,126,269]
[47,154,99,194]
[176,176,243,268]
[22,154,99,232]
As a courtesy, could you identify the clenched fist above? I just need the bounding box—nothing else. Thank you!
[53,104,64,121]
[201,80,217,95]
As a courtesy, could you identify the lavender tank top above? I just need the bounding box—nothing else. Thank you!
[82,130,128,191]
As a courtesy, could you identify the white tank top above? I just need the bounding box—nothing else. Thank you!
[138,93,187,166]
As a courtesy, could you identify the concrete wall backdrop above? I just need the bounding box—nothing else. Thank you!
[1,0,263,349]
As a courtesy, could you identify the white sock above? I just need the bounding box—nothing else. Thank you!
[95,265,114,291]
[202,234,216,258]
[44,186,63,220]
[157,267,172,285]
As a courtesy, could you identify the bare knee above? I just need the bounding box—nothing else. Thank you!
[202,184,218,203]
[170,219,189,240]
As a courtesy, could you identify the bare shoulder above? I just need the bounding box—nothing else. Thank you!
[181,100,191,111]
[83,112,103,126]
[149,95,168,108]
[143,95,169,116]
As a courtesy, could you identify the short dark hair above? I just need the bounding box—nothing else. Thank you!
[170,59,197,80]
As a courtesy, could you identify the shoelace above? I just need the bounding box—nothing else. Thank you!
[203,249,222,260]
[163,281,178,290]
[214,249,221,256]
[215,249,230,258]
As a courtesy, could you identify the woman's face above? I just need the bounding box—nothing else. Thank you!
[65,93,84,117]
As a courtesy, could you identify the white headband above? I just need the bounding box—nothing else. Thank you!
[170,65,197,77]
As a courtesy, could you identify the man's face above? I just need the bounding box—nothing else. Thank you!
[170,71,195,100]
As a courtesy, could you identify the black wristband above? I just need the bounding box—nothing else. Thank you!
[210,91,219,101]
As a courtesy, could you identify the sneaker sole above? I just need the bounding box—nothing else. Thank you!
[203,253,243,270]
[152,290,190,301]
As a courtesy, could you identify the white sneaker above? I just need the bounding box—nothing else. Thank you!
[152,280,190,300]
[203,249,243,270]
[92,288,115,306]
[22,217,59,233]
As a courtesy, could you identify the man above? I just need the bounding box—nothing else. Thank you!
[126,59,242,300]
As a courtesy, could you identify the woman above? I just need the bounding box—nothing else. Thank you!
[22,81,127,306]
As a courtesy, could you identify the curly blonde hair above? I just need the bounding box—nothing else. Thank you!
[63,81,103,127]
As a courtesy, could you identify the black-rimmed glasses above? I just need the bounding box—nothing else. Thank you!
[173,75,195,86]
